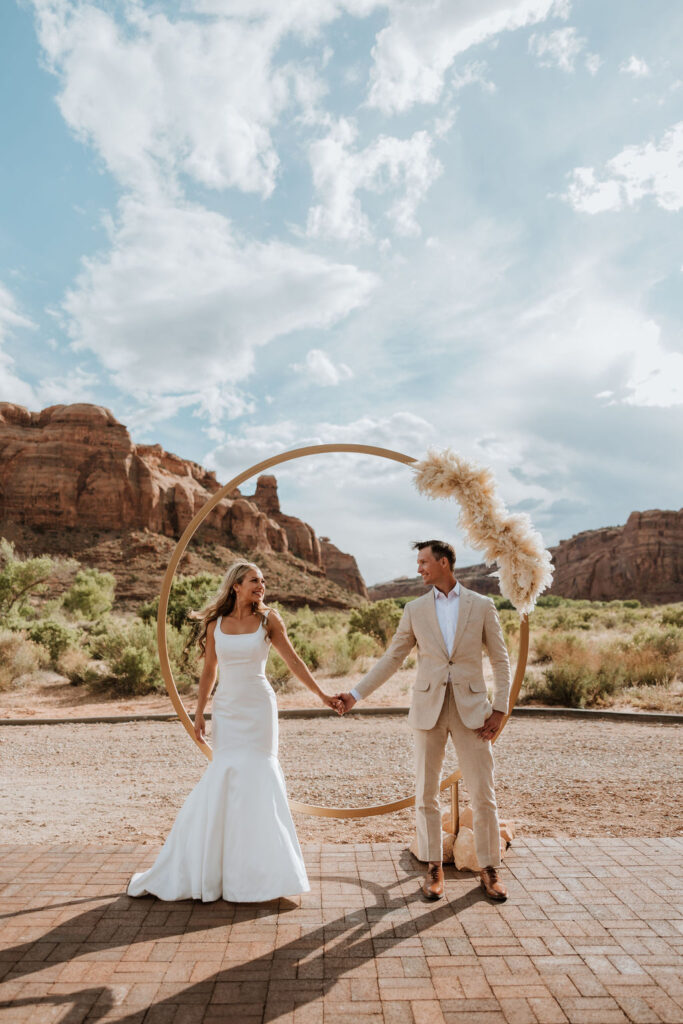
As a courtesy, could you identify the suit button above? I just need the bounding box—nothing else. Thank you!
[448,660,453,665]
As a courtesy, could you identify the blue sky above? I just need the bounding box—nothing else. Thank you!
[1,0,681,585]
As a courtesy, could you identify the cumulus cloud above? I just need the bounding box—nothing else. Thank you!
[60,197,376,419]
[619,55,651,78]
[291,348,354,386]
[30,0,297,197]
[306,118,442,242]
[367,0,563,114]
[528,27,587,72]
[564,121,683,213]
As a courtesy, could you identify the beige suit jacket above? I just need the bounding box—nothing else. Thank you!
[354,585,511,730]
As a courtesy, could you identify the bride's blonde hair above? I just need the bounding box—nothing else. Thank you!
[189,561,268,656]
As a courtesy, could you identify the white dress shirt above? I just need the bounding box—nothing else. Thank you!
[434,581,460,656]
[350,581,461,702]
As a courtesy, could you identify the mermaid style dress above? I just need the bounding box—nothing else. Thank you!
[127,612,310,902]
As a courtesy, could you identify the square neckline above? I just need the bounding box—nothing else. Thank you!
[217,613,267,637]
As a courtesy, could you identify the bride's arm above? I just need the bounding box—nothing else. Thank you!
[194,621,218,741]
[267,612,342,713]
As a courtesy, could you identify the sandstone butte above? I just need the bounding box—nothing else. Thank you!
[0,402,367,607]
[369,509,683,606]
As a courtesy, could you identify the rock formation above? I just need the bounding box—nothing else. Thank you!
[549,510,682,604]
[0,403,367,607]
[368,510,683,605]
[319,538,368,599]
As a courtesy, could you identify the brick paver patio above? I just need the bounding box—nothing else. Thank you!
[0,838,681,1023]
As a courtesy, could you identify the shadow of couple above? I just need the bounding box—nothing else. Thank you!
[0,850,490,1022]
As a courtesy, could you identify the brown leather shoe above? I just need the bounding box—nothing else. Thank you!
[479,866,507,901]
[421,862,444,900]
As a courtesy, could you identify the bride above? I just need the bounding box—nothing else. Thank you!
[127,561,342,903]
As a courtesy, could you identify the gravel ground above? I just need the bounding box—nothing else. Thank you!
[1,715,681,846]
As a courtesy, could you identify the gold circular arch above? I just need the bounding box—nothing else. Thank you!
[157,443,530,819]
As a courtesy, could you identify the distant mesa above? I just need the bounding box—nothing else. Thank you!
[0,402,367,608]
[368,510,683,605]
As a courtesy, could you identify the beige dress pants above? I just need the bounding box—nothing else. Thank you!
[413,684,501,868]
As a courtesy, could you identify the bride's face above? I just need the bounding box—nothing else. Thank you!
[234,569,266,605]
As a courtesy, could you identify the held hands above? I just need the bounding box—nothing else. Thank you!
[475,709,504,742]
[333,692,357,715]
[320,692,345,715]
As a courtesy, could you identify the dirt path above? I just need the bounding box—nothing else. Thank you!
[2,716,680,846]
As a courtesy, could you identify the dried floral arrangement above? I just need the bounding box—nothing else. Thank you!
[412,448,554,615]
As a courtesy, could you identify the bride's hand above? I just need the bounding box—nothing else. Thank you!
[194,711,206,742]
[320,692,344,715]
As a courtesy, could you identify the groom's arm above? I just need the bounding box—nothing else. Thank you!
[348,605,417,705]
[483,598,512,715]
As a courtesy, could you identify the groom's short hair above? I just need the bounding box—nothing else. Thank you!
[412,539,455,570]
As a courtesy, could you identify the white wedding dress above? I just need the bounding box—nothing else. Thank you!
[127,612,310,902]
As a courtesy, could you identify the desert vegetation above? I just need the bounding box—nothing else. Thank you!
[0,540,681,711]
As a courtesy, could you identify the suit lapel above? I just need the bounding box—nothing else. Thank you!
[450,585,473,657]
[419,590,449,657]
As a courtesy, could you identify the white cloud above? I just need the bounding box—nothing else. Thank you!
[0,282,38,407]
[60,196,377,420]
[367,0,563,114]
[564,121,683,213]
[292,348,354,386]
[34,367,101,407]
[451,60,496,94]
[306,118,443,242]
[528,27,586,72]
[619,55,651,78]
[30,0,326,198]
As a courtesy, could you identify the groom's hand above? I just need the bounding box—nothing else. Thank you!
[335,692,357,714]
[475,709,504,742]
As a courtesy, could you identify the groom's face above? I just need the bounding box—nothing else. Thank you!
[417,547,447,586]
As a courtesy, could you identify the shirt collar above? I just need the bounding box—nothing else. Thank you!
[434,581,460,602]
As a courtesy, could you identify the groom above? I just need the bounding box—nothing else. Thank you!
[337,540,511,901]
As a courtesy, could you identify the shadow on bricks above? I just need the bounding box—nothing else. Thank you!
[0,856,484,1023]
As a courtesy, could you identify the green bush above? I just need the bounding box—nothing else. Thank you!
[661,606,683,628]
[89,618,198,695]
[0,629,49,690]
[291,636,321,670]
[62,568,115,619]
[623,599,641,609]
[267,648,291,689]
[347,632,378,659]
[28,619,79,664]
[0,538,64,617]
[493,596,514,610]
[139,572,221,630]
[328,636,354,677]
[348,600,402,648]
[536,594,564,608]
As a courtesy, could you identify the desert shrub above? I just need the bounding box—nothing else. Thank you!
[291,636,322,670]
[0,539,61,617]
[57,647,105,686]
[328,636,354,677]
[89,618,197,695]
[661,606,683,628]
[531,632,579,665]
[493,596,514,610]
[536,594,564,608]
[528,662,622,708]
[139,572,221,630]
[62,568,115,620]
[402,655,416,670]
[348,600,402,648]
[616,628,681,687]
[267,648,291,690]
[603,614,618,629]
[0,629,49,690]
[347,632,378,659]
[623,599,641,609]
[28,619,79,664]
